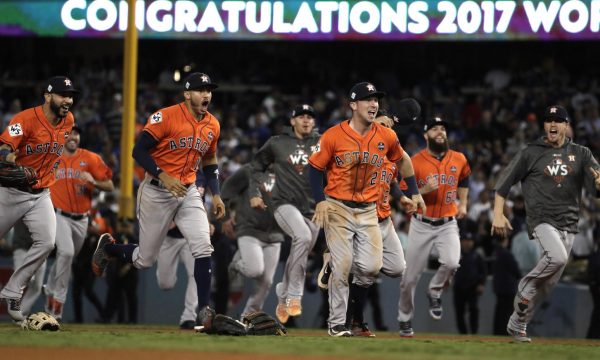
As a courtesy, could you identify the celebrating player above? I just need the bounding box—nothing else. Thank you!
[92,72,226,330]
[222,164,283,318]
[249,104,320,324]
[45,124,114,320]
[0,76,77,322]
[309,82,425,337]
[397,116,470,337]
[492,105,600,342]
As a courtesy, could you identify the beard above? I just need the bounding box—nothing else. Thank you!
[50,99,67,118]
[427,137,449,154]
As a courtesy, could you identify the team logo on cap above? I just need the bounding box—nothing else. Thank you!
[201,75,209,83]
[150,112,163,124]
[9,123,23,137]
[367,84,375,92]
[377,142,385,151]
[64,79,72,86]
[550,107,557,113]
[47,85,53,92]
[350,92,356,100]
[185,81,190,89]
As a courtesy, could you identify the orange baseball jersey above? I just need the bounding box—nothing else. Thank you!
[377,158,397,220]
[50,149,113,214]
[0,106,74,189]
[309,120,404,203]
[410,149,471,218]
[143,102,220,184]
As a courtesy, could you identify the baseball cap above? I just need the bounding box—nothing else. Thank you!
[44,76,79,95]
[348,82,386,101]
[71,124,83,134]
[184,72,218,91]
[543,105,569,123]
[291,104,316,118]
[423,116,450,132]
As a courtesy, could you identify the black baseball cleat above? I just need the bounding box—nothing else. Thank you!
[1,297,25,321]
[427,293,443,320]
[180,320,197,330]
[399,321,414,337]
[328,324,352,337]
[91,233,115,276]
[318,251,331,290]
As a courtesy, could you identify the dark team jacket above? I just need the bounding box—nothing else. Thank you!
[221,165,281,243]
[249,127,320,217]
[494,137,600,235]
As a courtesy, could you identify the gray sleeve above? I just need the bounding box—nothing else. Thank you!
[581,146,600,195]
[249,139,274,198]
[494,149,530,197]
[221,166,250,209]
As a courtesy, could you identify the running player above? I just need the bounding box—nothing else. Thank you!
[0,76,77,322]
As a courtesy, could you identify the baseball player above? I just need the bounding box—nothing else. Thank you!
[308,82,425,337]
[156,225,198,329]
[92,72,226,329]
[492,105,600,343]
[0,76,77,322]
[222,164,283,318]
[11,219,47,315]
[249,104,320,324]
[345,112,416,337]
[44,124,114,320]
[397,116,471,337]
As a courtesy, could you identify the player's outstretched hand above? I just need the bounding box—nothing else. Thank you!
[399,196,416,214]
[590,167,600,190]
[158,172,188,197]
[212,195,226,219]
[312,200,331,229]
[412,194,427,214]
[490,214,513,238]
[250,196,267,210]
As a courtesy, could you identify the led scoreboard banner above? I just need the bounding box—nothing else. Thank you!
[1,0,599,40]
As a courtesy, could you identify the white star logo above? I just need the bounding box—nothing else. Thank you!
[366,84,375,92]
[435,117,442,122]
[64,79,72,86]
[550,107,557,113]
[303,105,309,110]
[201,75,209,83]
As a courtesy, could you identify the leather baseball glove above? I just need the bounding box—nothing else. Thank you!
[21,312,60,331]
[242,311,287,336]
[0,161,37,188]
[204,314,247,336]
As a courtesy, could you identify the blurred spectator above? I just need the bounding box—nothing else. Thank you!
[587,238,600,339]
[492,236,521,335]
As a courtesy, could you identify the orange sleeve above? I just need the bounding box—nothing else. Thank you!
[143,110,170,141]
[88,151,113,181]
[0,111,28,151]
[308,129,334,170]
[459,154,472,182]
[383,127,404,163]
[203,115,220,157]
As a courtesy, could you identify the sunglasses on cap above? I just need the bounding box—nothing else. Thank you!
[543,118,568,123]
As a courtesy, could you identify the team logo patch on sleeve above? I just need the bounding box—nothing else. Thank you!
[377,142,385,151]
[8,123,23,137]
[150,112,163,124]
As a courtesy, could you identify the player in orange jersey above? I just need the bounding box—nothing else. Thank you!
[0,76,77,322]
[92,72,226,330]
[44,124,114,320]
[309,82,425,336]
[397,116,471,337]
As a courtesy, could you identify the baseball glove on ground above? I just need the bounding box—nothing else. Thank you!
[21,312,60,331]
[205,314,247,336]
[0,161,37,188]
[242,311,287,336]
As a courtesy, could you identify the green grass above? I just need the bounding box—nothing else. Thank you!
[1,324,599,359]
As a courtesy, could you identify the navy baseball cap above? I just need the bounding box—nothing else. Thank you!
[71,124,83,134]
[349,82,385,101]
[184,72,218,91]
[44,76,79,95]
[543,105,569,123]
[291,104,316,118]
[423,116,450,132]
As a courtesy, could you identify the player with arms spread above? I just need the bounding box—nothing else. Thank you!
[92,72,226,329]
[492,105,600,342]
[0,76,77,322]
[309,82,425,337]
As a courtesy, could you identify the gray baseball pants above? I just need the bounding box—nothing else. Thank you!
[132,178,213,270]
[156,235,197,324]
[324,198,383,328]
[398,216,460,322]
[45,212,88,303]
[273,204,318,300]
[232,234,282,317]
[12,248,46,314]
[509,223,574,328]
[0,188,56,300]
